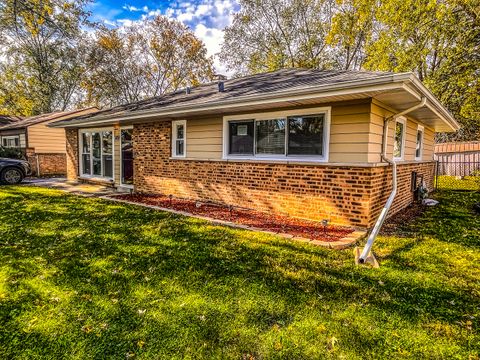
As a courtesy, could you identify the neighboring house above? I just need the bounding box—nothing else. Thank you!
[50,69,459,227]
[435,141,480,177]
[0,108,98,176]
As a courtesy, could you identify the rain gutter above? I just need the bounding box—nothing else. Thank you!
[358,97,428,264]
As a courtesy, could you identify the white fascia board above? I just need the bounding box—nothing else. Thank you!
[404,77,460,131]
[52,81,406,128]
[52,71,457,132]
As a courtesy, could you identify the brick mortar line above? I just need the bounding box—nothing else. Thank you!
[99,195,366,250]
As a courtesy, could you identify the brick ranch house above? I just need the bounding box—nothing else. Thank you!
[0,108,97,176]
[50,69,459,227]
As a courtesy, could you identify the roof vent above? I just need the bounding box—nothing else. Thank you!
[214,74,227,93]
[185,86,191,94]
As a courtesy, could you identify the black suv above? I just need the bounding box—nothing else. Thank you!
[0,158,32,184]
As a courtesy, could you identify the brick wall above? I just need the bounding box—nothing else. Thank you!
[26,150,66,176]
[133,121,435,227]
[368,162,435,226]
[65,128,79,181]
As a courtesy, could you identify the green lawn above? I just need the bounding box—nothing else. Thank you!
[437,175,480,191]
[0,186,479,359]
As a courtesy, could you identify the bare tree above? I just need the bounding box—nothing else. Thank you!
[219,0,339,76]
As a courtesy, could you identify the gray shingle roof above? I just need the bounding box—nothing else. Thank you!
[0,115,23,126]
[51,68,396,127]
[0,108,97,130]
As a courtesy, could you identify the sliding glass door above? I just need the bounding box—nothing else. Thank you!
[80,129,113,179]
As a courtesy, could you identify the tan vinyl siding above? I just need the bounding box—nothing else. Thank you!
[366,112,385,162]
[328,103,371,163]
[181,100,435,164]
[423,127,435,160]
[184,101,374,162]
[371,101,435,162]
[27,119,66,153]
[185,117,223,159]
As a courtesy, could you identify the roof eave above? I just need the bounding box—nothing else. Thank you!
[404,75,460,132]
[0,125,27,131]
[50,74,410,128]
[49,73,458,133]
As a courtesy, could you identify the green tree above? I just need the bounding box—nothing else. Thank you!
[326,0,376,70]
[357,0,479,140]
[0,0,91,116]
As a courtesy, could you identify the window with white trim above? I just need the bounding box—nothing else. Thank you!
[224,108,330,161]
[415,125,424,160]
[393,118,406,160]
[2,136,20,148]
[79,129,113,178]
[172,120,186,157]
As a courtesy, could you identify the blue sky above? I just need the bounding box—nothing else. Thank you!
[87,0,239,73]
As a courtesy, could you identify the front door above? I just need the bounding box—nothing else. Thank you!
[121,128,133,186]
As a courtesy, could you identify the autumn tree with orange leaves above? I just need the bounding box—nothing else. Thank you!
[83,16,215,107]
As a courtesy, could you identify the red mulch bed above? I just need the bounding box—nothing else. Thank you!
[111,194,354,242]
[381,202,426,236]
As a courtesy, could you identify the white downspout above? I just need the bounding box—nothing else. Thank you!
[358,97,427,263]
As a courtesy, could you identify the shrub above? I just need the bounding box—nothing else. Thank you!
[0,146,26,160]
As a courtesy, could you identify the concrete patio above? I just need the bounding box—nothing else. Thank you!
[22,177,124,197]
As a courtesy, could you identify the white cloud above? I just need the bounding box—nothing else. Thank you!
[101,19,117,27]
[122,4,149,12]
[161,0,238,75]
[193,24,226,74]
[95,0,239,75]
[117,18,135,27]
[88,1,123,24]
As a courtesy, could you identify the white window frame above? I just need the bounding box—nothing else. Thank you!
[2,135,20,148]
[415,124,424,161]
[78,127,115,180]
[393,117,406,161]
[222,106,331,162]
[171,120,187,158]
